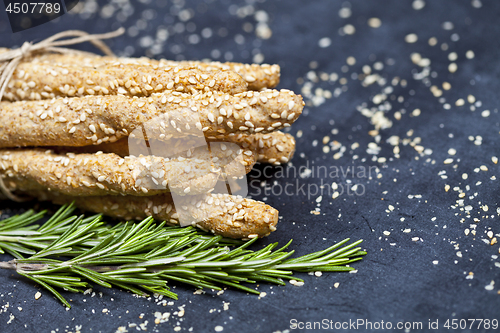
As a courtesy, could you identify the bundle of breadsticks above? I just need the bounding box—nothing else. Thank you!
[0,50,303,239]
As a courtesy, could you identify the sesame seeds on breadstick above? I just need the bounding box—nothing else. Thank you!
[4,57,247,101]
[53,140,257,177]
[0,89,303,147]
[0,147,254,196]
[30,191,279,239]
[159,60,280,91]
[86,131,296,165]
[208,131,296,165]
[2,51,280,92]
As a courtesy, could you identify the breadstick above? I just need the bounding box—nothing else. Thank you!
[162,61,280,91]
[208,131,296,165]
[30,191,279,239]
[4,52,280,91]
[0,147,254,196]
[4,57,247,101]
[0,89,303,147]
[105,55,282,90]
[127,140,257,176]
[82,131,296,165]
[53,141,256,175]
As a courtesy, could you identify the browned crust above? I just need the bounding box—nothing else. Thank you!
[4,55,248,101]
[0,89,303,148]
[159,60,280,91]
[2,51,280,92]
[81,130,296,165]
[0,146,255,196]
[209,131,296,165]
[52,140,257,175]
[31,191,279,239]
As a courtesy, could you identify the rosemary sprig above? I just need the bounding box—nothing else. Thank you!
[0,204,366,308]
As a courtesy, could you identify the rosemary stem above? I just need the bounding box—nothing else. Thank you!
[0,261,16,270]
[0,204,366,307]
[82,265,125,273]
[0,260,55,272]
[0,261,150,273]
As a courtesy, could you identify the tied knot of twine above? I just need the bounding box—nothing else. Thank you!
[0,28,125,202]
[20,42,32,57]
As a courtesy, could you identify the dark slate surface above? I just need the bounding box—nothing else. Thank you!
[0,0,499,332]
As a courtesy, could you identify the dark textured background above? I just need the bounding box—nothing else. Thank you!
[0,0,499,332]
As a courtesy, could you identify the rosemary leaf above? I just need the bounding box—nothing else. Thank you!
[0,204,366,307]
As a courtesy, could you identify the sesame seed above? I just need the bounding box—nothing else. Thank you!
[318,37,331,48]
[368,17,382,28]
[245,75,257,82]
[405,33,418,43]
[343,24,356,35]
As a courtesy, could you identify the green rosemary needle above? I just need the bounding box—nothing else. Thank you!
[0,204,366,308]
